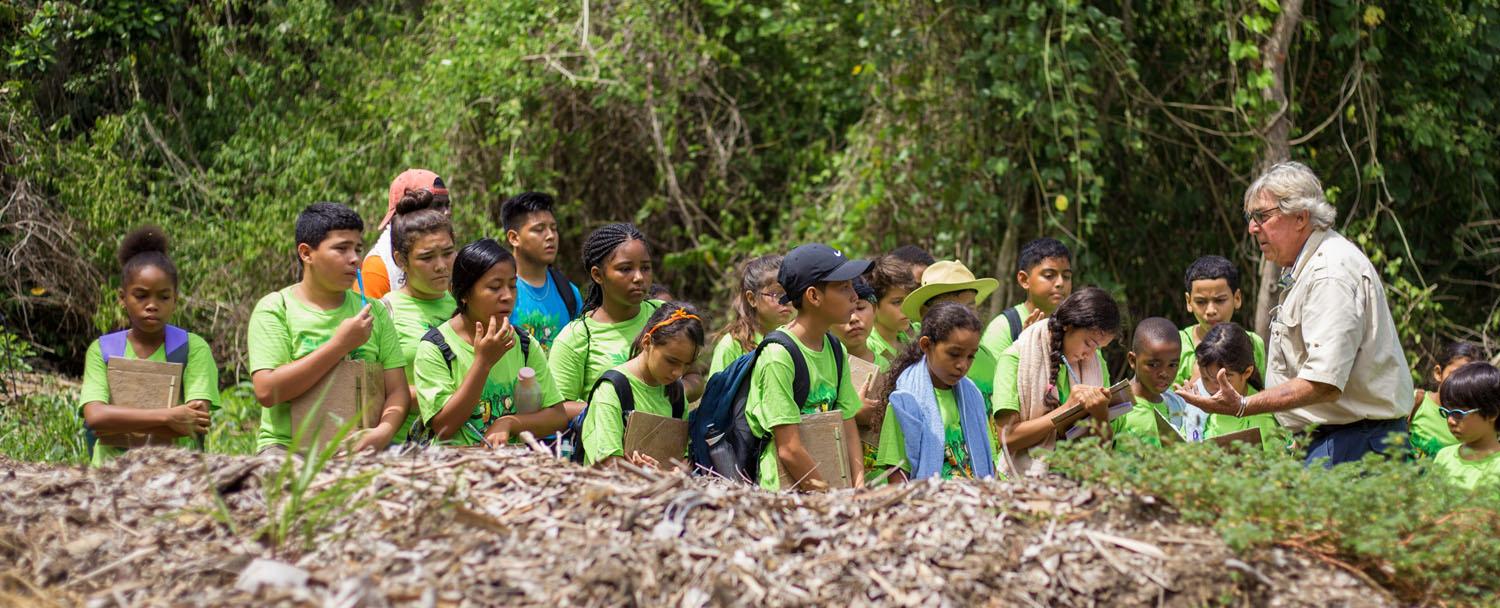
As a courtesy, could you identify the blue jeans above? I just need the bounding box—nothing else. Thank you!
[1303,417,1408,468]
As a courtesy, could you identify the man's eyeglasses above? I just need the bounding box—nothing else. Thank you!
[1440,406,1481,421]
[1243,206,1283,227]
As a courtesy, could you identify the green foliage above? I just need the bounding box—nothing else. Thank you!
[1052,439,1500,604]
[256,411,382,552]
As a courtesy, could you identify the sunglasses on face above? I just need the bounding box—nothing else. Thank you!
[1440,406,1482,421]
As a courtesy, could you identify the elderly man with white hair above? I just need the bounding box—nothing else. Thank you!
[1180,161,1413,466]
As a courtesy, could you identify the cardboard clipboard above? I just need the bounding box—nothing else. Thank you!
[102,358,184,448]
[847,354,882,449]
[622,410,690,466]
[1153,408,1265,448]
[288,359,385,451]
[776,411,853,489]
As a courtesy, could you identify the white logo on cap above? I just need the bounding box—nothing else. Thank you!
[834,249,843,257]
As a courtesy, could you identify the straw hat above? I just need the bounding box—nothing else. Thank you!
[901,260,998,320]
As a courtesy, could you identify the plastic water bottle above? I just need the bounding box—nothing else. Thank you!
[514,367,542,415]
[706,426,740,481]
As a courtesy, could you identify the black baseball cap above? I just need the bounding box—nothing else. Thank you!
[778,244,871,305]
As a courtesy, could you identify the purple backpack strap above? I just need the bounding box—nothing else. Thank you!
[97,326,190,364]
[97,330,131,364]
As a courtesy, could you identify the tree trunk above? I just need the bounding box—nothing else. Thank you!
[1251,0,1304,339]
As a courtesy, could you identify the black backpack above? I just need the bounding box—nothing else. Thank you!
[408,325,532,446]
[568,370,686,463]
[1002,306,1024,342]
[548,266,581,320]
[687,330,844,484]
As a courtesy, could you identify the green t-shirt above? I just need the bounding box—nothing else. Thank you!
[246,287,404,451]
[747,328,861,491]
[866,329,911,368]
[382,290,456,440]
[412,321,560,446]
[1110,394,1172,449]
[1432,444,1500,491]
[78,332,220,467]
[708,332,759,378]
[581,367,679,464]
[548,300,664,402]
[992,343,1111,417]
[1176,325,1267,386]
[875,387,997,478]
[1410,392,1459,458]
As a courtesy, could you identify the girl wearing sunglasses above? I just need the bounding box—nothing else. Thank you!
[1431,361,1500,491]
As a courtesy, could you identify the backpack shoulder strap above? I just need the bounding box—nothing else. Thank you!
[421,326,456,372]
[1003,306,1024,342]
[666,380,686,419]
[548,267,580,319]
[514,326,532,363]
[763,331,812,407]
[97,330,130,364]
[826,331,845,395]
[163,325,190,365]
[592,369,636,417]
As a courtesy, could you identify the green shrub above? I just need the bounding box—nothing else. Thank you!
[1051,438,1500,604]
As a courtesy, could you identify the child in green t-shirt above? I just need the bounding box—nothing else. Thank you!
[548,224,665,419]
[876,303,999,481]
[708,255,790,377]
[863,254,918,366]
[582,302,706,467]
[1110,318,1184,449]
[79,226,218,467]
[1177,256,1265,386]
[898,260,999,408]
[246,203,410,454]
[979,238,1074,369]
[1194,322,1281,451]
[380,188,457,441]
[1410,341,1482,458]
[1430,362,1500,491]
[747,244,870,491]
[888,244,935,283]
[833,277,883,369]
[413,239,568,446]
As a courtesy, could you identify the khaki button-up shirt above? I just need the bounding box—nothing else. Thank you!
[1268,229,1414,430]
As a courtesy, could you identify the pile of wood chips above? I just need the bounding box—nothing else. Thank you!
[0,447,1388,607]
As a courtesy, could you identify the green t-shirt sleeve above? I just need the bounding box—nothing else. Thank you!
[370,301,405,370]
[746,344,804,437]
[984,313,1016,356]
[547,319,588,401]
[992,346,1021,416]
[246,292,291,373]
[1251,331,1267,376]
[581,378,625,465]
[79,340,109,408]
[413,340,457,424]
[183,333,220,405]
[709,334,745,377]
[835,340,861,420]
[525,335,564,408]
[874,404,908,471]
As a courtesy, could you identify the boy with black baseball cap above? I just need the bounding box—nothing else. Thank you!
[745,244,871,491]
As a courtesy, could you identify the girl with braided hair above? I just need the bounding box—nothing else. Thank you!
[547,223,664,412]
[992,287,1119,473]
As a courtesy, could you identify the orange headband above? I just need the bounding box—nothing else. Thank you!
[645,308,700,339]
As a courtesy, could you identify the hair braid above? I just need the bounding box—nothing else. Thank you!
[580,223,647,313]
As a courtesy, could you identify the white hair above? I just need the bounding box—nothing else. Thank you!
[1243,161,1337,230]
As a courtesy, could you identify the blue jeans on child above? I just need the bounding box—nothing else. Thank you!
[1303,417,1408,468]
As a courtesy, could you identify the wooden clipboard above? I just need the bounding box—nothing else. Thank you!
[622,410,690,467]
[288,359,385,451]
[776,411,853,489]
[1208,427,1263,449]
[102,358,183,448]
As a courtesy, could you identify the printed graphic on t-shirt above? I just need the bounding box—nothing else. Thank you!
[800,384,839,416]
[943,426,974,479]
[464,380,516,443]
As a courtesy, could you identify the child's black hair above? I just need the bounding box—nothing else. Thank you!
[449,238,515,316]
[631,301,706,359]
[391,189,454,269]
[295,202,364,249]
[118,225,178,288]
[864,254,918,300]
[1131,317,1180,353]
[499,191,556,232]
[713,254,783,352]
[1436,341,1486,372]
[580,223,649,313]
[881,302,983,403]
[1017,237,1072,274]
[1183,255,1240,293]
[649,283,673,300]
[1195,322,1263,391]
[889,245,936,267]
[1439,362,1500,429]
[1047,287,1120,388]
